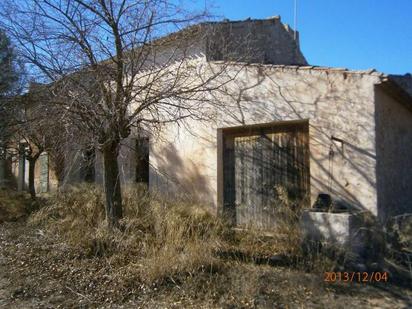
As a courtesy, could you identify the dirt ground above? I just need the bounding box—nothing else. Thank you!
[0,221,411,308]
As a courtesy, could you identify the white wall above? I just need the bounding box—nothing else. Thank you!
[149,63,383,215]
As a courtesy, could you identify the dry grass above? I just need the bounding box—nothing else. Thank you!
[2,185,410,307]
[0,188,36,223]
[222,186,337,273]
[29,184,230,285]
[386,214,412,253]
[28,184,335,286]
[384,214,412,282]
[231,186,303,257]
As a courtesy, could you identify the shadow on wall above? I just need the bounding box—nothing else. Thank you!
[301,210,385,267]
[0,156,17,189]
[143,66,411,226]
[308,127,375,212]
[150,143,213,204]
[375,86,412,221]
[214,66,378,218]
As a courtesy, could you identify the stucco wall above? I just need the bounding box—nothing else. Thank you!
[94,137,139,186]
[21,18,411,221]
[375,86,412,221]
[149,64,382,215]
[11,152,59,193]
[21,17,309,195]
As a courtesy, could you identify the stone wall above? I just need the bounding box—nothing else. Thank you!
[149,64,383,215]
[205,17,307,65]
[375,85,412,221]
[10,151,59,193]
[19,17,308,194]
[19,18,412,223]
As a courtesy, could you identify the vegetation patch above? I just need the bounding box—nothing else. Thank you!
[27,184,343,288]
[29,185,230,286]
[0,185,409,307]
[0,188,37,223]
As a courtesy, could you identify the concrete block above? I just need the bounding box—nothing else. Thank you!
[301,210,362,248]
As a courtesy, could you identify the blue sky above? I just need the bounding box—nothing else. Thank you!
[207,0,411,75]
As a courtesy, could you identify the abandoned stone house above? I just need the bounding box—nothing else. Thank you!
[4,16,412,227]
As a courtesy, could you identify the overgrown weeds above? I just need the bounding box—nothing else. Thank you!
[0,188,38,223]
[29,184,228,285]
[27,184,334,286]
[384,214,412,283]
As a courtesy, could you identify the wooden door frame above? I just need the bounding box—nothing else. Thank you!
[217,119,310,223]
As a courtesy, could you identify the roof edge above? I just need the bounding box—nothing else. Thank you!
[210,61,386,76]
[377,76,412,113]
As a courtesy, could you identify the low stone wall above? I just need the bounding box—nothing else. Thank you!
[300,210,385,267]
[301,211,362,247]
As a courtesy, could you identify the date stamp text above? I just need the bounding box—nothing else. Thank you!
[324,272,389,283]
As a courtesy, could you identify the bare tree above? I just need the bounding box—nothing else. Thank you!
[0,0,236,227]
[7,84,67,198]
[0,29,25,188]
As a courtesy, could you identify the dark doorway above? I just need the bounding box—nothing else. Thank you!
[135,137,149,184]
[81,148,95,183]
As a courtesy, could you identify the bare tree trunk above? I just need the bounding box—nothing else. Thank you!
[82,148,95,183]
[27,150,42,199]
[0,159,6,189]
[0,144,6,189]
[102,141,123,227]
[27,158,36,199]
